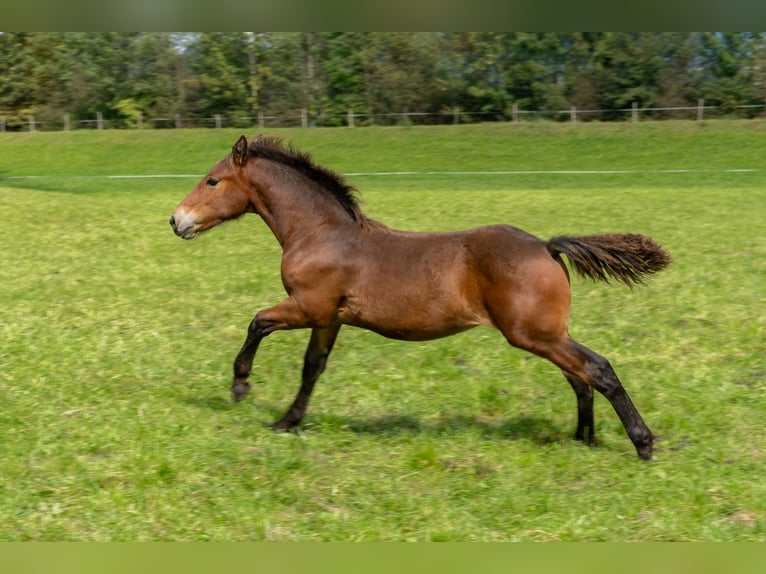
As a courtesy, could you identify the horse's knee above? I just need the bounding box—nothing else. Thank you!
[249,312,276,338]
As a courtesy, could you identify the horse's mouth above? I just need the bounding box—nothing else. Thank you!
[176,227,198,240]
[169,211,201,239]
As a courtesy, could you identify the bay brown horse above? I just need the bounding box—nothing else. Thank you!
[170,135,670,460]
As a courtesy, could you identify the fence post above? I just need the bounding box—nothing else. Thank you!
[258,111,264,129]
[29,115,36,132]
[97,112,104,130]
[0,117,5,132]
[347,109,354,127]
[632,101,638,123]
[64,113,70,131]
[453,107,459,125]
[175,113,182,129]
[512,102,519,123]
[570,106,577,122]
[301,108,308,128]
[214,114,222,129]
[137,112,143,129]
[697,99,704,121]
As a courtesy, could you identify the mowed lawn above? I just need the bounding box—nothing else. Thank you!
[0,122,764,541]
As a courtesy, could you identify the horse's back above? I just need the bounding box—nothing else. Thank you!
[449,224,547,281]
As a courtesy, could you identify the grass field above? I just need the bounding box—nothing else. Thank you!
[1,121,765,541]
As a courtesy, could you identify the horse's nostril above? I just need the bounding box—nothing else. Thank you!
[169,216,176,230]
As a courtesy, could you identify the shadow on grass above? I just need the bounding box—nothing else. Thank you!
[181,394,239,411]
[337,413,570,446]
[182,393,571,446]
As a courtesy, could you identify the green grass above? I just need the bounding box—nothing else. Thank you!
[1,121,765,540]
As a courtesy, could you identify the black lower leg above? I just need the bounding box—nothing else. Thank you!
[586,357,654,460]
[564,372,595,445]
[272,326,339,431]
[271,359,324,430]
[231,318,265,401]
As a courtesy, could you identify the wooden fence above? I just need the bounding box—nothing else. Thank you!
[3,100,766,132]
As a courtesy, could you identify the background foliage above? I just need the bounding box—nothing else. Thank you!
[2,32,766,128]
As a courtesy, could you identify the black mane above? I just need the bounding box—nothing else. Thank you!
[247,136,366,223]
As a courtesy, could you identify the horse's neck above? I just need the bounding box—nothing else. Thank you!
[250,161,356,247]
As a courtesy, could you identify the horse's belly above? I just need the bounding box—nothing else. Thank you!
[337,290,487,341]
[346,315,480,341]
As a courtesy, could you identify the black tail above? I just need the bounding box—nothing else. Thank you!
[547,233,671,288]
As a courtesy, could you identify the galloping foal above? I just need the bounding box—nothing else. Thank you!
[170,135,670,460]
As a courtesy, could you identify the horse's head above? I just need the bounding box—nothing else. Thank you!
[169,136,253,239]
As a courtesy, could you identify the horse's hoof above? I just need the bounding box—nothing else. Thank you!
[574,428,596,447]
[231,381,251,401]
[636,444,654,461]
[271,419,296,432]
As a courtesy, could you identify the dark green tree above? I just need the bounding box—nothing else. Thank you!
[4,32,766,128]
[695,32,761,114]
[183,33,252,123]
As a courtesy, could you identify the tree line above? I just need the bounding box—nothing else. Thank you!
[2,32,765,129]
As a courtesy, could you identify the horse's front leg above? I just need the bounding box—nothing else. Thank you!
[231,297,311,401]
[272,324,341,431]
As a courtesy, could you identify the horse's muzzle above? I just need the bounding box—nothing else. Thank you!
[169,212,197,239]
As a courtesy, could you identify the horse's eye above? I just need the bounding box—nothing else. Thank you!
[206,177,219,187]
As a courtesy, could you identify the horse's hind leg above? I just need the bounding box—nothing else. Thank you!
[548,338,654,459]
[581,345,654,460]
[564,372,594,445]
[504,326,654,459]
[272,324,341,431]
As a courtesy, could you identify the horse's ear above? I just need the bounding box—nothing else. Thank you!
[231,135,249,167]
